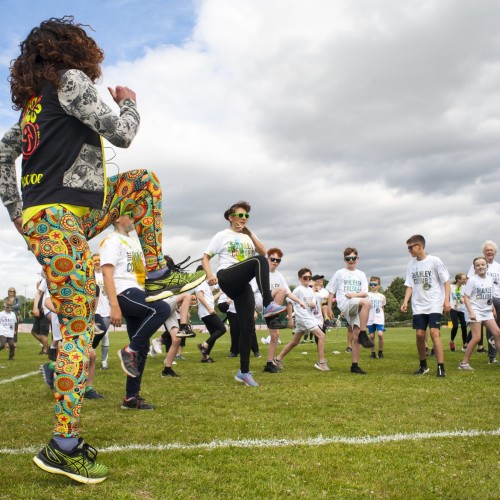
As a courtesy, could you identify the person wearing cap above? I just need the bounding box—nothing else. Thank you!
[0,303,17,360]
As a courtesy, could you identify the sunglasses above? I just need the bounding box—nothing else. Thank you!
[231,212,250,219]
[301,275,312,280]
[269,257,281,263]
[345,256,357,262]
[369,282,379,286]
[407,243,420,251]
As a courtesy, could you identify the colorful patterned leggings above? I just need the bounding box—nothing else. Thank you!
[23,169,165,437]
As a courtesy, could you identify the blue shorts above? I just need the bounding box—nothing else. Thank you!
[413,313,441,331]
[368,324,384,334]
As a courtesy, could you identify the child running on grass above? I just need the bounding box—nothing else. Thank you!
[367,277,386,359]
[274,268,329,372]
[459,256,500,370]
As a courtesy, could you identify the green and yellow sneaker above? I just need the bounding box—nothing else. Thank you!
[33,438,108,484]
[145,260,206,302]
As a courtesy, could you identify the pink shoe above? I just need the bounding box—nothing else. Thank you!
[450,342,455,352]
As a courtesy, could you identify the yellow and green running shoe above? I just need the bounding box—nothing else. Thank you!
[33,438,108,484]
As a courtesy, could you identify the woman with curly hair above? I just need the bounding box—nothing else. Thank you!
[0,17,204,483]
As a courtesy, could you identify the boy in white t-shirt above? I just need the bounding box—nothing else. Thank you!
[0,304,17,360]
[367,277,386,359]
[401,234,450,377]
[327,247,374,375]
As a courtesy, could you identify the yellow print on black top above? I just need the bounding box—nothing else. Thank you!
[343,279,362,293]
[227,239,254,262]
[21,95,43,159]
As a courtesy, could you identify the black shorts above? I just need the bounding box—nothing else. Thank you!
[413,313,441,331]
[32,315,50,336]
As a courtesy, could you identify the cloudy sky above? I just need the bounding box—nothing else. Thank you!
[1,0,500,299]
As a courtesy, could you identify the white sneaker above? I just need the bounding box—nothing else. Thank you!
[314,361,330,371]
[260,337,269,345]
[458,362,474,371]
[152,337,163,355]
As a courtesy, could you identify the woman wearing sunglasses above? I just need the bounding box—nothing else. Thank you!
[202,201,286,387]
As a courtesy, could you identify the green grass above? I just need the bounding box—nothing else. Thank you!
[0,327,499,499]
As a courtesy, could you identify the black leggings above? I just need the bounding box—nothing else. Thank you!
[201,313,227,353]
[450,309,467,343]
[217,255,272,373]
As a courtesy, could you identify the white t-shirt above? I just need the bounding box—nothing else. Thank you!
[0,310,16,338]
[99,232,146,294]
[290,285,315,322]
[464,274,494,320]
[449,284,467,313]
[270,270,291,295]
[316,287,329,305]
[404,255,450,315]
[368,292,386,325]
[95,270,111,317]
[205,228,255,272]
[313,290,324,326]
[326,268,368,314]
[196,281,215,319]
[467,260,500,299]
[38,278,52,317]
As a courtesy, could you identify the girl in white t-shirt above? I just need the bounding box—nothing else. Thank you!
[460,257,500,370]
[202,201,286,387]
[0,305,17,359]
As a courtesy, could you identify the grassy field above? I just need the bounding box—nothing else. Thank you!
[0,326,499,499]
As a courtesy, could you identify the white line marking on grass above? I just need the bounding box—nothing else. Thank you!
[1,428,499,455]
[0,371,39,386]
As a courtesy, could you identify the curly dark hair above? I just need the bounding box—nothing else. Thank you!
[9,16,104,110]
[224,200,251,221]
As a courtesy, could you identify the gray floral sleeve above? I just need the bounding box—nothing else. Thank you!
[0,126,23,220]
[58,69,140,147]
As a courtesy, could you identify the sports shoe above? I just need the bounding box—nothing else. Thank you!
[458,362,474,371]
[357,331,374,348]
[41,363,55,390]
[273,357,283,369]
[345,346,352,353]
[175,354,186,360]
[201,357,214,363]
[262,302,287,318]
[161,367,180,377]
[197,343,209,356]
[254,351,262,358]
[414,366,430,375]
[488,359,500,365]
[145,259,206,302]
[117,347,140,378]
[477,346,485,353]
[85,388,104,399]
[227,352,238,358]
[261,336,269,345]
[176,324,196,338]
[151,337,163,355]
[121,396,155,410]
[461,345,467,352]
[323,319,336,328]
[48,346,58,362]
[436,366,446,378]
[235,370,259,387]
[314,361,330,371]
[33,438,108,484]
[378,352,384,359]
[370,352,377,359]
[351,365,367,374]
[264,363,279,373]
[101,361,108,370]
[449,342,455,352]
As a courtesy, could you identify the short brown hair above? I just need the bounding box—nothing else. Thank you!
[267,248,283,258]
[224,201,251,221]
[343,247,358,258]
[298,267,312,278]
[406,234,425,248]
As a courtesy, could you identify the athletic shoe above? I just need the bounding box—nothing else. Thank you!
[378,352,384,359]
[121,396,155,410]
[33,438,108,484]
[151,337,163,355]
[430,349,435,356]
[314,361,330,372]
[201,357,214,363]
[425,348,431,357]
[175,354,186,360]
[176,324,196,338]
[261,336,269,345]
[161,367,180,377]
[301,339,307,344]
[309,339,314,343]
[357,331,374,348]
[262,302,287,318]
[145,261,206,302]
[370,352,376,359]
[227,352,238,358]
[197,343,209,356]
[458,362,474,371]
[273,357,283,369]
[449,342,455,352]
[477,346,485,353]
[93,323,104,336]
[323,319,336,328]
[414,366,430,375]
[117,347,139,378]
[48,346,58,362]
[253,351,262,358]
[461,345,467,352]
[488,359,500,365]
[264,363,279,373]
[85,388,104,399]
[235,370,259,387]
[436,366,446,378]
[41,363,54,390]
[101,361,108,370]
[345,346,352,353]
[351,365,367,374]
